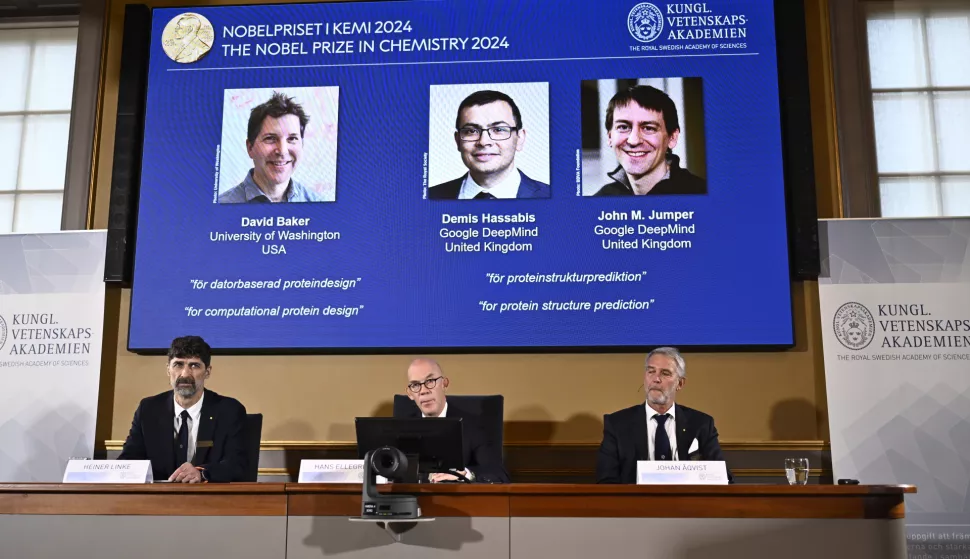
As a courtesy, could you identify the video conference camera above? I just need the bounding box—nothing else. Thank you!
[361,446,419,518]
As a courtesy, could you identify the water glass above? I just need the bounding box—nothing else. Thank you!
[785,458,809,485]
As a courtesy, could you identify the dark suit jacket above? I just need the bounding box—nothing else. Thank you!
[429,170,551,199]
[596,403,730,484]
[399,402,510,483]
[118,390,248,482]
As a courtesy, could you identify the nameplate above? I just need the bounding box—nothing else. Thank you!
[297,460,387,483]
[62,460,153,484]
[636,461,729,485]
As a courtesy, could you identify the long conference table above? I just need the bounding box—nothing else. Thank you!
[0,483,913,558]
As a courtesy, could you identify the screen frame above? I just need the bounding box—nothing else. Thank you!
[124,0,811,355]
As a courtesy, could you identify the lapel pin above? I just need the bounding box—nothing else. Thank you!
[209,417,213,420]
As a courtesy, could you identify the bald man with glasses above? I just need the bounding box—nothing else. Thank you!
[401,358,510,483]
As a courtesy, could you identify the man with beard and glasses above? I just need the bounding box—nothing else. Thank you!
[595,347,730,483]
[118,336,248,482]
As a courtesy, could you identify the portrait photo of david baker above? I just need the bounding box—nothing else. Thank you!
[428,86,551,200]
[218,88,338,204]
[581,80,707,197]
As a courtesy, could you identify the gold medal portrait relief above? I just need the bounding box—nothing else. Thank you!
[162,12,214,63]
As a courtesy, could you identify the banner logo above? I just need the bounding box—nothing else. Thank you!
[833,302,876,350]
[628,3,664,43]
[0,315,6,351]
[162,12,214,64]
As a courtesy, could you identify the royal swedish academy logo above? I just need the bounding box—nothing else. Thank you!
[0,315,6,351]
[833,302,875,350]
[628,3,664,43]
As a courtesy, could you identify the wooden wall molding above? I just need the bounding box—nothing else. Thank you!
[257,468,831,479]
[105,440,830,451]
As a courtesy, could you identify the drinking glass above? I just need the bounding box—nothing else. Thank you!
[785,458,809,485]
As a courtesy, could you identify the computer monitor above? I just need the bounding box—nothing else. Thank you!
[355,417,465,481]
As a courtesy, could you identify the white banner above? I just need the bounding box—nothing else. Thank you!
[819,218,970,559]
[0,231,107,481]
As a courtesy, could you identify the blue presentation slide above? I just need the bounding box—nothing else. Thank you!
[129,0,794,350]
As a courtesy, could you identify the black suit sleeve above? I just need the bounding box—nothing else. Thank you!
[596,414,623,483]
[698,416,733,483]
[699,417,726,462]
[117,402,148,461]
[200,399,248,482]
[468,436,510,483]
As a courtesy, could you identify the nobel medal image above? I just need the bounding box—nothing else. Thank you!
[162,12,214,64]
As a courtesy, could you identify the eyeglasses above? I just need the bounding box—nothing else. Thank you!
[457,126,518,141]
[407,376,444,393]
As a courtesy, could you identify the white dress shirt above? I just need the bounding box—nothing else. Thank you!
[458,168,521,199]
[174,391,205,464]
[645,403,678,461]
[421,401,448,418]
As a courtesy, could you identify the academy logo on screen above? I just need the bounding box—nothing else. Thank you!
[626,3,751,52]
[628,3,664,43]
[0,315,7,352]
[833,302,875,350]
[161,12,215,63]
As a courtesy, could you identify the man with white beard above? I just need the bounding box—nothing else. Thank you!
[118,336,248,482]
[595,347,730,483]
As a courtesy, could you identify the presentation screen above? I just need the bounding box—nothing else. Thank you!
[128,0,795,351]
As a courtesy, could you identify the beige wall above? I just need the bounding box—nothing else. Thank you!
[92,0,838,446]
